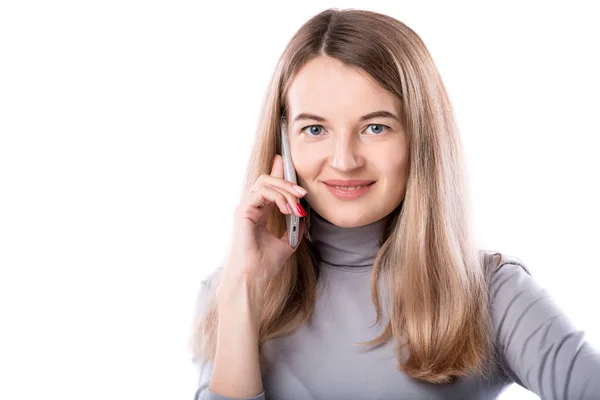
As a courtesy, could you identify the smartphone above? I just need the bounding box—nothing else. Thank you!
[280,116,300,248]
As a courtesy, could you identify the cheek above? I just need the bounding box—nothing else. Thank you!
[291,143,323,179]
[375,148,409,182]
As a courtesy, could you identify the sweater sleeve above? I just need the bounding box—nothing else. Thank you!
[489,257,600,399]
[191,272,267,400]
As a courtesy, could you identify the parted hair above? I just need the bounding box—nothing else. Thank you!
[190,7,504,384]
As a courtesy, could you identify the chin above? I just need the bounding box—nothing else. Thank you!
[314,206,380,228]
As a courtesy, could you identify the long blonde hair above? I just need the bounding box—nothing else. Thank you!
[190,7,504,384]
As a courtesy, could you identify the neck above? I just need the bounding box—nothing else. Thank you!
[307,207,399,269]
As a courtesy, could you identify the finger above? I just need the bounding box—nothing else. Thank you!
[251,175,307,217]
[247,185,293,215]
[263,182,305,217]
[258,173,306,199]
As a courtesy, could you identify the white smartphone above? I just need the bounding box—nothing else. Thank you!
[280,116,300,248]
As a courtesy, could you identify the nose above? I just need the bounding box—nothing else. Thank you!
[329,132,364,171]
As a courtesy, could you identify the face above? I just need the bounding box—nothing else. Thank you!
[286,55,409,228]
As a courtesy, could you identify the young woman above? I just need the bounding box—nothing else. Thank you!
[189,8,600,399]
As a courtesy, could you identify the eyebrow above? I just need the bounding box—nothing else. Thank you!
[292,110,401,125]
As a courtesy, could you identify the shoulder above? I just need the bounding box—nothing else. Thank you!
[479,250,534,293]
[477,250,600,391]
[480,249,573,349]
[201,266,224,291]
[480,249,531,276]
[479,249,544,307]
[193,266,225,321]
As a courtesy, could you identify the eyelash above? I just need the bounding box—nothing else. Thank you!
[301,124,390,136]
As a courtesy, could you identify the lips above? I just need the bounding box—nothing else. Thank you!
[323,179,375,187]
[324,180,374,200]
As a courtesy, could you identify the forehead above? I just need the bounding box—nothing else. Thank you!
[287,56,401,118]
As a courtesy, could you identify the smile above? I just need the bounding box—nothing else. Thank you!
[324,182,375,200]
[331,185,369,191]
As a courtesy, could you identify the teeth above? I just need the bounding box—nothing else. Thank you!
[333,185,366,191]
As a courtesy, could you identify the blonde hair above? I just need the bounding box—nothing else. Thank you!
[190,7,504,384]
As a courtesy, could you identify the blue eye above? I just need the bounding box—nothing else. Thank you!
[364,124,388,135]
[301,123,390,136]
[301,125,324,136]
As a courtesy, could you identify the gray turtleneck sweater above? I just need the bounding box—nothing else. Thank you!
[192,211,600,399]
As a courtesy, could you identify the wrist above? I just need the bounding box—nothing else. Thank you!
[218,274,266,327]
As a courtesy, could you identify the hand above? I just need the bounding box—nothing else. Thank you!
[222,154,307,288]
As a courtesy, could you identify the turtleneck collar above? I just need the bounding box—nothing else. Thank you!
[307,208,397,269]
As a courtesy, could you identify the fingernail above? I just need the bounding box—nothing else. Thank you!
[295,203,307,217]
[293,185,307,196]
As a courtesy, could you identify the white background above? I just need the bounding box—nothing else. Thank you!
[1,1,598,399]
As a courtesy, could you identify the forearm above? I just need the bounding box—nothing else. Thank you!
[209,275,265,398]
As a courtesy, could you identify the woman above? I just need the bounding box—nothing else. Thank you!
[189,8,600,399]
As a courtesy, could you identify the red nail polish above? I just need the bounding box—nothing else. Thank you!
[295,203,307,217]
